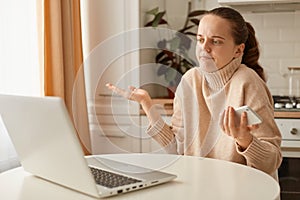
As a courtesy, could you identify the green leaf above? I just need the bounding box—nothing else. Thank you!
[157,39,167,49]
[157,64,168,76]
[165,68,178,83]
[146,7,159,15]
[152,11,166,27]
[169,37,181,51]
[180,65,188,74]
[178,35,192,49]
[145,18,167,27]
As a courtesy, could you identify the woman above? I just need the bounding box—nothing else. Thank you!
[106,7,282,179]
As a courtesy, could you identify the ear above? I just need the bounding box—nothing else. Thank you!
[234,43,245,58]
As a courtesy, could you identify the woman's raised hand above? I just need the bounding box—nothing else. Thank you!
[105,83,152,107]
[106,83,160,125]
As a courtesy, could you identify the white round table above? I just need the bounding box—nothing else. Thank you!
[0,153,280,200]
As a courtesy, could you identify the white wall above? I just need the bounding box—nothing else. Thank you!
[81,0,140,98]
[141,0,300,96]
[243,11,300,95]
[80,0,126,98]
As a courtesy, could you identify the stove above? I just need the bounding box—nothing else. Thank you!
[273,95,300,111]
[272,96,300,199]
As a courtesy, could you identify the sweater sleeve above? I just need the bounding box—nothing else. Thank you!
[147,117,178,154]
[146,82,185,155]
[236,134,282,175]
[235,73,282,175]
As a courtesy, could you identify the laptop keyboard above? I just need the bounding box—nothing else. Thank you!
[89,166,142,188]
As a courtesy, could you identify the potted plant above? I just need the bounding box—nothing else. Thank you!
[144,2,206,97]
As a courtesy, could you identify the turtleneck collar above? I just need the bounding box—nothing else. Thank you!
[198,56,242,90]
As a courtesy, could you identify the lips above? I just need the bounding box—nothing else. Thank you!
[199,54,213,61]
[198,53,213,60]
[200,56,212,60]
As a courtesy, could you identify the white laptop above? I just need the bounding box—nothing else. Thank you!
[0,94,176,198]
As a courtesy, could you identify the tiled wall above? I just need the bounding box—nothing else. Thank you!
[242,11,300,95]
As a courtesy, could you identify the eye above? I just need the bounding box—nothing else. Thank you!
[212,39,223,45]
[197,38,205,44]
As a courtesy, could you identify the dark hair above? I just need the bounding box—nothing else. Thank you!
[206,7,266,82]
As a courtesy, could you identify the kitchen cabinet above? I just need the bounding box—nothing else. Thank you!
[88,96,141,154]
[89,97,173,154]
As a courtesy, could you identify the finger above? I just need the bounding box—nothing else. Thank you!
[228,107,236,127]
[105,83,128,97]
[127,86,137,100]
[249,124,259,131]
[228,107,238,138]
[105,83,113,89]
[106,83,120,91]
[240,112,248,127]
[128,86,136,91]
[223,107,230,135]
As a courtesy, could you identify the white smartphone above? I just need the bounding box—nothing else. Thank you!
[234,106,263,125]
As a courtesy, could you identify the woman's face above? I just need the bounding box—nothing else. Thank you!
[196,14,245,72]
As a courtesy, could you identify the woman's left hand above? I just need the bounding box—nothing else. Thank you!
[220,106,259,150]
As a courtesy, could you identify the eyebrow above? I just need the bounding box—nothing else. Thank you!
[197,34,226,40]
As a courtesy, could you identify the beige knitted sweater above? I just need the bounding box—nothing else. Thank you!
[147,56,282,179]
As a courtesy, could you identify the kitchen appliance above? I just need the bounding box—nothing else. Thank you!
[288,67,300,97]
[273,96,300,199]
[273,96,300,110]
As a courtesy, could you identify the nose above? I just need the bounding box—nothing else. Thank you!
[202,40,211,53]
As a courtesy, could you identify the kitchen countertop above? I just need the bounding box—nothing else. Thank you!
[140,99,300,119]
[274,111,300,119]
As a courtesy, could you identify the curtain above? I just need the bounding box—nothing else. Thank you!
[42,0,91,155]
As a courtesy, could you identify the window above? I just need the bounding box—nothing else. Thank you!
[0,0,41,96]
[0,0,41,172]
